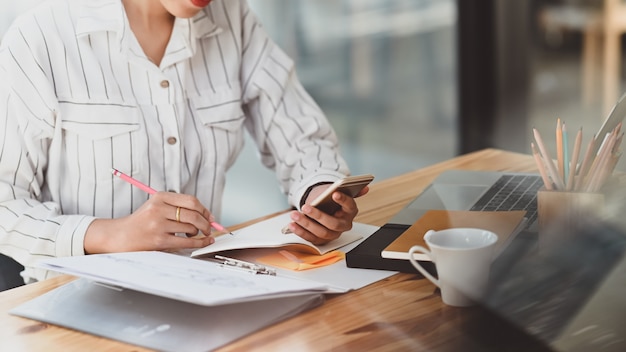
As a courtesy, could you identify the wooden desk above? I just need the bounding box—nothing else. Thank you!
[0,149,548,351]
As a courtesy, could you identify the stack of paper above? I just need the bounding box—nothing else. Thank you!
[38,251,327,306]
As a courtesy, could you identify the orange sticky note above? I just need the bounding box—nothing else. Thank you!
[257,250,345,271]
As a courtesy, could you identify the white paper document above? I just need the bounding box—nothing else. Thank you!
[38,251,327,306]
[38,216,396,306]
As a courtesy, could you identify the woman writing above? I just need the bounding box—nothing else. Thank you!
[0,0,366,283]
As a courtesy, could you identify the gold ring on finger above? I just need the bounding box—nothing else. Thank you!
[176,206,181,223]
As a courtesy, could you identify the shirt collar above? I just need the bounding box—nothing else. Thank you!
[75,0,125,38]
[191,9,222,38]
[75,1,222,51]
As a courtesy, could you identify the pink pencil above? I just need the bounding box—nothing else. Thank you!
[112,168,156,195]
[533,128,565,190]
[531,143,553,190]
[111,168,233,235]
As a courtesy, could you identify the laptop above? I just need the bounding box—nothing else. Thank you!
[384,93,626,350]
[389,170,543,231]
[346,92,626,273]
[389,91,626,231]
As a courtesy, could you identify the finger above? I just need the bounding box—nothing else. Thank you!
[290,210,341,243]
[147,196,212,235]
[171,206,212,234]
[355,186,370,198]
[153,233,215,251]
[147,205,206,236]
[331,192,358,216]
[301,204,352,233]
[287,220,336,245]
[162,218,203,236]
[155,192,213,221]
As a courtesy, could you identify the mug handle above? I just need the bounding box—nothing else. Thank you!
[408,245,439,288]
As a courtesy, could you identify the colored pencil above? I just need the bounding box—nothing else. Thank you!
[575,135,596,191]
[532,142,553,190]
[556,118,564,181]
[111,168,233,235]
[566,128,582,191]
[533,128,565,190]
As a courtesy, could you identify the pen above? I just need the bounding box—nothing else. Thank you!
[111,168,233,235]
[214,255,276,275]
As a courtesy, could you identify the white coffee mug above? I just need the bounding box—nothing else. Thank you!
[409,228,498,307]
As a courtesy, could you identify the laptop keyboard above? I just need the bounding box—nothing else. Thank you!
[470,174,543,226]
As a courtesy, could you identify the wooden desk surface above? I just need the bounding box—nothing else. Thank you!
[0,149,546,352]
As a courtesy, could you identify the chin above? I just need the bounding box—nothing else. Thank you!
[176,9,203,18]
[191,0,212,8]
[166,0,211,19]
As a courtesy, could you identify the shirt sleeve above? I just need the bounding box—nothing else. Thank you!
[238,2,350,208]
[0,20,94,283]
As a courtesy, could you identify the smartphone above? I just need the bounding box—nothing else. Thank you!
[310,174,375,214]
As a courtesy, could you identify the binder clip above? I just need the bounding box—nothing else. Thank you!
[214,255,276,276]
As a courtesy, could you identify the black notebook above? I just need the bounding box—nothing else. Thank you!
[345,223,435,274]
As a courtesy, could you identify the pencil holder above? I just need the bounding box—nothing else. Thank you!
[537,189,605,250]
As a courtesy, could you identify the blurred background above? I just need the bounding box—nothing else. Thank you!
[1,0,625,225]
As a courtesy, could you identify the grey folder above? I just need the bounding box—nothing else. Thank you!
[10,278,324,352]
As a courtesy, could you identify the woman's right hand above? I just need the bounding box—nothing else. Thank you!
[84,192,215,254]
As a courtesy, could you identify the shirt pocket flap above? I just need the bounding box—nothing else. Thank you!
[59,103,140,139]
[192,86,245,131]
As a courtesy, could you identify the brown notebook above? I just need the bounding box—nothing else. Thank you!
[381,210,527,261]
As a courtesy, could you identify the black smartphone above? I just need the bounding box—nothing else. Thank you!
[310,174,375,214]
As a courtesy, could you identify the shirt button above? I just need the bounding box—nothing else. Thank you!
[160,80,170,88]
[167,137,177,145]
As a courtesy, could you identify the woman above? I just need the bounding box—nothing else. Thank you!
[0,0,366,283]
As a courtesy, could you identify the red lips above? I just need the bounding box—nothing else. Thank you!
[191,0,212,8]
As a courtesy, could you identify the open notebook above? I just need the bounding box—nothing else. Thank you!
[191,212,362,257]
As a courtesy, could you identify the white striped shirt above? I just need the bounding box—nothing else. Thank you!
[0,0,348,283]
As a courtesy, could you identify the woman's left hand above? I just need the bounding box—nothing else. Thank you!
[286,184,369,245]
